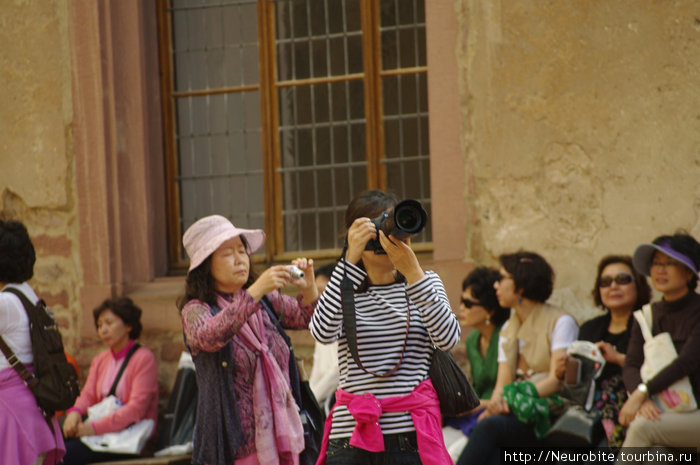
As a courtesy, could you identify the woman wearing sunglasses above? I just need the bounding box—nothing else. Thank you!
[443,267,510,459]
[617,231,700,453]
[577,255,651,446]
[458,267,512,409]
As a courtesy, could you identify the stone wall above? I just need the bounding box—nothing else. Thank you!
[0,2,85,345]
[456,0,700,322]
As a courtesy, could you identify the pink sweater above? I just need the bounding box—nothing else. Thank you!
[68,344,159,435]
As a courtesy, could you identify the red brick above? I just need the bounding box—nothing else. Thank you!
[32,234,72,258]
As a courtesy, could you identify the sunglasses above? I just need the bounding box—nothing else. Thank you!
[599,273,635,288]
[460,298,481,308]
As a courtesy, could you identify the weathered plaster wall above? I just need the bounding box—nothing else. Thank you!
[0,1,84,341]
[457,0,700,322]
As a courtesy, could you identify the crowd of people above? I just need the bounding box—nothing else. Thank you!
[2,189,700,465]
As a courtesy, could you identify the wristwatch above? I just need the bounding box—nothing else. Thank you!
[636,382,648,396]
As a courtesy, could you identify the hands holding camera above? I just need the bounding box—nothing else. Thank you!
[248,258,318,304]
[346,217,425,284]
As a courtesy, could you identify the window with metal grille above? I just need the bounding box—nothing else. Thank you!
[158,0,431,270]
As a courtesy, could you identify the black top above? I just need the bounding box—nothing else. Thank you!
[579,311,632,382]
[623,292,700,399]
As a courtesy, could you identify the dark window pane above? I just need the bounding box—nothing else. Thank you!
[347,35,363,73]
[350,123,366,162]
[314,84,330,123]
[380,0,397,27]
[399,28,416,68]
[329,37,347,75]
[311,38,328,78]
[294,41,310,79]
[398,0,415,26]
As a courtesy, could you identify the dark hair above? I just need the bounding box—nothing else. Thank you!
[651,230,700,291]
[499,250,554,303]
[462,266,510,327]
[592,255,651,309]
[344,189,399,230]
[343,190,403,290]
[93,297,143,339]
[177,236,258,311]
[315,262,336,279]
[0,220,36,283]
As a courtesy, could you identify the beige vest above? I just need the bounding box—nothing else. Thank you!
[500,302,568,379]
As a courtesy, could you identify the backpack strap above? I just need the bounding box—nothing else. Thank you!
[0,287,38,387]
[108,343,141,396]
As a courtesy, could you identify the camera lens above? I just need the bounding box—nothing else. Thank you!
[395,207,421,232]
[392,200,427,235]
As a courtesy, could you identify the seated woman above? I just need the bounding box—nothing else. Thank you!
[457,251,578,465]
[617,231,700,455]
[578,255,650,446]
[447,267,510,431]
[61,297,159,465]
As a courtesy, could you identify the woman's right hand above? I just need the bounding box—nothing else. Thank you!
[345,217,377,264]
[485,395,509,416]
[247,265,294,301]
[62,410,82,438]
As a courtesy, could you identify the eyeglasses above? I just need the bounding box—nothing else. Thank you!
[461,298,481,308]
[599,273,635,287]
[651,261,682,269]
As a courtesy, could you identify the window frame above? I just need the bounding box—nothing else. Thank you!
[157,0,430,271]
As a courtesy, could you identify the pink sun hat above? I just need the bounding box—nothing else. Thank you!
[182,215,266,272]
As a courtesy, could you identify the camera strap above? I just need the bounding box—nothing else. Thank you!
[340,242,410,378]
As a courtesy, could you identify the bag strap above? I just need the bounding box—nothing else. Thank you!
[0,287,39,387]
[108,343,141,396]
[633,304,654,342]
[340,260,410,378]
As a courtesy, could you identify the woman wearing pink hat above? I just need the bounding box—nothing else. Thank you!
[177,215,319,465]
[617,230,700,455]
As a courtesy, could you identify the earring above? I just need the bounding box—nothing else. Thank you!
[486,317,491,326]
[517,296,522,305]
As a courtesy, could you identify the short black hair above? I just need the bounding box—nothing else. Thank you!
[0,220,36,283]
[93,297,143,340]
[462,266,511,327]
[315,262,336,279]
[591,255,651,309]
[499,250,554,303]
[652,230,700,291]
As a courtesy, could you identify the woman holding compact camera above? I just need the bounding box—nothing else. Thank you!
[178,215,319,465]
[309,190,459,465]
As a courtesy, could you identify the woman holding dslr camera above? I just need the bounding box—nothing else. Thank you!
[310,190,459,465]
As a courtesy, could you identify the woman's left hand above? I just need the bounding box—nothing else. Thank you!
[76,421,96,437]
[596,341,625,367]
[378,231,424,284]
[291,258,319,304]
[619,389,656,426]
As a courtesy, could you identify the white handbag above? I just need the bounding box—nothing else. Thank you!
[634,304,697,413]
[80,395,154,454]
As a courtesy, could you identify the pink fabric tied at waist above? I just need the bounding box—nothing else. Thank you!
[315,379,451,465]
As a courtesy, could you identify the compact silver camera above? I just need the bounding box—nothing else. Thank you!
[287,265,305,280]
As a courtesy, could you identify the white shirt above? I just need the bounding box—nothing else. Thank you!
[0,282,40,369]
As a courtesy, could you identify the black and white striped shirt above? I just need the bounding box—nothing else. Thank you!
[309,259,460,439]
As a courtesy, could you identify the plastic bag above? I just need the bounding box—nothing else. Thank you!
[80,395,154,454]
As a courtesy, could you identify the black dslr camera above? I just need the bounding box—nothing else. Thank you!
[365,199,428,254]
